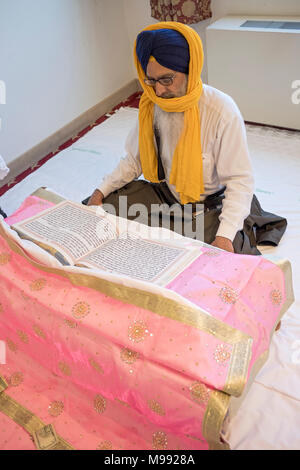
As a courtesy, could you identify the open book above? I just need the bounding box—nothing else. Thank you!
[12,198,202,286]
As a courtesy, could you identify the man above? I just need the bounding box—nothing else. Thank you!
[85,22,286,255]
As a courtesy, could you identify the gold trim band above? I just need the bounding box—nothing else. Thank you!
[31,187,66,205]
[203,391,231,450]
[0,376,8,394]
[0,375,74,450]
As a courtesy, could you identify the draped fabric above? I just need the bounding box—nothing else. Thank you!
[150,0,212,25]
[0,192,293,450]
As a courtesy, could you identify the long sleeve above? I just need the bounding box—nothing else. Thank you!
[213,111,254,242]
[97,118,142,198]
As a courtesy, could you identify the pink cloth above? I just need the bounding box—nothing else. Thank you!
[5,195,55,226]
[166,248,284,381]
[0,196,287,450]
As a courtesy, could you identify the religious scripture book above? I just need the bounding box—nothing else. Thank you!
[11,198,202,286]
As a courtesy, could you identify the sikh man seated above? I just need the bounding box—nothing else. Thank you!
[84,22,286,256]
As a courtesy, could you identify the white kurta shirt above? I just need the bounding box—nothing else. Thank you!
[98,84,254,242]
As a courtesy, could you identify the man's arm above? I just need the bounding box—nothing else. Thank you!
[88,118,142,206]
[211,235,234,252]
[212,110,254,250]
[87,188,104,206]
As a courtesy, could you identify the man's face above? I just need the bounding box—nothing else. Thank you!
[146,60,188,99]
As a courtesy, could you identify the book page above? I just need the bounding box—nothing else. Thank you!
[12,201,117,265]
[78,234,200,286]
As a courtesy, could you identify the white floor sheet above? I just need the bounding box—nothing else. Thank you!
[1,107,300,450]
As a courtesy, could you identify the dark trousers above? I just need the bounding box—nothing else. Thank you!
[0,207,7,219]
[82,180,287,256]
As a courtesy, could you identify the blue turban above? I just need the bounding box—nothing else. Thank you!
[136,28,190,75]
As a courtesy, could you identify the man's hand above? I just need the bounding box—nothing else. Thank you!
[87,189,104,206]
[211,236,234,253]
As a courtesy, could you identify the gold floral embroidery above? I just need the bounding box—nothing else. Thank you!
[190,381,210,405]
[9,372,24,387]
[97,440,112,450]
[29,278,47,291]
[33,324,46,339]
[0,303,3,314]
[270,289,282,306]
[148,399,165,416]
[64,318,78,328]
[94,394,106,414]
[58,361,71,376]
[48,401,64,417]
[17,330,29,344]
[152,431,168,450]
[219,286,239,304]
[0,252,11,265]
[214,343,231,366]
[120,348,140,364]
[6,339,18,352]
[128,320,149,343]
[89,358,104,375]
[72,301,90,319]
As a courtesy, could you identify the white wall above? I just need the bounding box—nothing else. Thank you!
[1,0,300,167]
[123,0,300,83]
[0,0,135,165]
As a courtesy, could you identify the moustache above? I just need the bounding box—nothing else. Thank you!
[160,94,176,99]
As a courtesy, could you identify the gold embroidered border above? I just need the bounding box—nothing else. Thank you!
[31,187,66,205]
[273,259,294,328]
[0,374,74,450]
[223,338,253,396]
[261,255,294,330]
[203,390,231,450]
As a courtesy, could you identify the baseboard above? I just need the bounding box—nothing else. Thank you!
[245,121,300,133]
[0,79,139,189]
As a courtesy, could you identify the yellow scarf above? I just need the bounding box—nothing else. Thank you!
[134,22,204,205]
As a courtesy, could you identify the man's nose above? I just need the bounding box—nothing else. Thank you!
[155,82,167,97]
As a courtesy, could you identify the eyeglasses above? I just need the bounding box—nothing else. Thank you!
[144,74,176,87]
